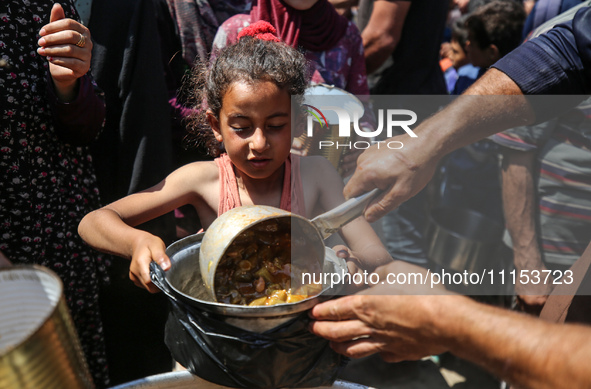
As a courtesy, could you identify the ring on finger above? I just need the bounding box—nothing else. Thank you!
[75,32,86,48]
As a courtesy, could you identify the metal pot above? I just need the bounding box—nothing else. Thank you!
[425,207,504,273]
[0,266,94,389]
[199,189,380,300]
[164,233,347,332]
[109,371,368,389]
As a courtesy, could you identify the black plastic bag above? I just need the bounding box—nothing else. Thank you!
[150,262,347,388]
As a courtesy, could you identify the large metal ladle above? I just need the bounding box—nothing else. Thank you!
[199,188,381,300]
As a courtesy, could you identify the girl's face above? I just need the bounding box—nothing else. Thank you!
[209,80,293,180]
[449,39,468,69]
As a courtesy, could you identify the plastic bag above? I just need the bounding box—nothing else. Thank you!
[150,263,347,388]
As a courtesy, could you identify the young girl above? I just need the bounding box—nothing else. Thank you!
[79,22,392,293]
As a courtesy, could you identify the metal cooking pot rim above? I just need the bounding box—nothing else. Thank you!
[0,265,62,356]
[165,233,346,318]
[429,206,503,242]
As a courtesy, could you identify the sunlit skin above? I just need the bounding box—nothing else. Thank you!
[209,81,293,188]
[79,79,394,292]
[283,0,320,10]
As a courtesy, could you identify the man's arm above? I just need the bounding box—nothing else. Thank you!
[361,0,410,74]
[310,285,591,389]
[502,148,553,311]
[344,68,534,222]
[345,5,591,221]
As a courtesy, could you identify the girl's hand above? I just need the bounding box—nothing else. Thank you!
[37,3,92,102]
[334,244,366,292]
[129,234,171,293]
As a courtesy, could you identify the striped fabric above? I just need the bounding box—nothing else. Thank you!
[491,105,591,266]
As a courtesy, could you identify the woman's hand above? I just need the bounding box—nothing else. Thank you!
[37,3,92,102]
[129,234,171,293]
[0,251,12,268]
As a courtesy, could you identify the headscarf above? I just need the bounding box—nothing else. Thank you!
[250,0,348,52]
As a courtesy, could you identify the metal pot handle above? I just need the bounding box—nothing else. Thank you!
[310,188,381,239]
[149,261,179,303]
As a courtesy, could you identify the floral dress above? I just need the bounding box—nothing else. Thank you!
[0,0,109,386]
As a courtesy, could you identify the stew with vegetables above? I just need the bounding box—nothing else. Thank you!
[214,218,322,306]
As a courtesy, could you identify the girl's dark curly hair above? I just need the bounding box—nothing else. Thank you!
[184,36,308,157]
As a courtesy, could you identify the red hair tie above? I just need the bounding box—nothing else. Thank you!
[237,20,282,43]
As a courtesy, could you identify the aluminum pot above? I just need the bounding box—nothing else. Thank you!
[109,371,368,389]
[199,189,380,300]
[425,207,504,273]
[0,266,94,389]
[163,233,347,332]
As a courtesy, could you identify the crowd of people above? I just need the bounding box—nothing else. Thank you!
[1,0,591,388]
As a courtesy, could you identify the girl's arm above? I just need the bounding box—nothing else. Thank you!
[79,162,216,292]
[305,157,393,271]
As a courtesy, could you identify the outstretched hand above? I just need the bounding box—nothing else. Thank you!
[309,261,452,362]
[309,290,451,362]
[37,3,92,101]
[343,134,439,222]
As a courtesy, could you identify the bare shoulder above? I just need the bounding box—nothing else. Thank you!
[299,155,337,177]
[167,160,219,193]
[299,155,341,183]
[298,155,345,213]
[174,160,218,178]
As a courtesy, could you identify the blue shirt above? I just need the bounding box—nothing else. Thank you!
[493,7,591,96]
[452,64,484,95]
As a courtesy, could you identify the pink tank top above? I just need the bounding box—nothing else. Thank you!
[214,153,306,217]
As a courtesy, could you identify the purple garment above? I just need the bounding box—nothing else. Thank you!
[47,73,106,145]
[212,14,370,95]
[165,0,252,65]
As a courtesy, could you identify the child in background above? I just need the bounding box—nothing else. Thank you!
[465,0,526,69]
[448,16,485,95]
[79,22,392,293]
[437,1,525,224]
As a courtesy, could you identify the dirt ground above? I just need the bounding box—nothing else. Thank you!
[337,353,500,389]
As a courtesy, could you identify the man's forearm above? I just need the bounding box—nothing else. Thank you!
[502,149,544,273]
[438,296,591,389]
[412,69,534,160]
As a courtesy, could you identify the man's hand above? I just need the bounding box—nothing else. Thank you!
[514,267,554,316]
[309,288,452,361]
[310,259,452,361]
[343,134,439,222]
[37,3,93,102]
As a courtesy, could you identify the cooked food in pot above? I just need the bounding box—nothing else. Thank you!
[214,218,322,306]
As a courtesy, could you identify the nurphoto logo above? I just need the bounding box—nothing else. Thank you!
[303,103,419,151]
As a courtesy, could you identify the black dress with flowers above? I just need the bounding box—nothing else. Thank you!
[0,1,109,386]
